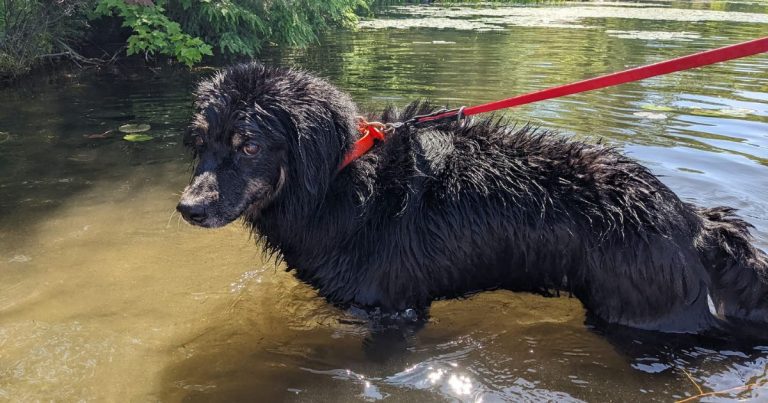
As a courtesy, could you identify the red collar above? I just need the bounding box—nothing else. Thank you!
[338,118,388,171]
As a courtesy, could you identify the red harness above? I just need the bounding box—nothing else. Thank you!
[338,37,768,171]
[338,118,389,171]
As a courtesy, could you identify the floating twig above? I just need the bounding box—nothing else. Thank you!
[84,129,114,139]
[680,368,704,396]
[675,381,766,403]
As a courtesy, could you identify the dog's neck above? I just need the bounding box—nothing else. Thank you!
[253,127,419,276]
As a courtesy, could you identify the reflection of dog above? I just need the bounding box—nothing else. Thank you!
[177,62,768,337]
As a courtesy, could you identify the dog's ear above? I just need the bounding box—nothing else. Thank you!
[297,129,332,195]
[270,104,343,196]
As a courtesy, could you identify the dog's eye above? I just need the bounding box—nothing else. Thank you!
[194,136,204,147]
[243,142,260,156]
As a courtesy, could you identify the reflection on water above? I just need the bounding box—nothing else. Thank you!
[1,0,767,401]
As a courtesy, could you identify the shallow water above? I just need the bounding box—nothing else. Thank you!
[1,0,767,401]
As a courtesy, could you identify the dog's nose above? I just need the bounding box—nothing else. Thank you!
[177,203,208,225]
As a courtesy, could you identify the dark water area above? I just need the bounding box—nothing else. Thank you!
[1,1,767,401]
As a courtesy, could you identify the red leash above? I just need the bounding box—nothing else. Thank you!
[339,37,768,171]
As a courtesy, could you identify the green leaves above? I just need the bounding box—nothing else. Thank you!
[91,0,371,67]
[122,134,154,142]
[164,0,365,59]
[1,0,93,77]
[118,123,151,133]
[118,123,153,141]
[94,0,212,66]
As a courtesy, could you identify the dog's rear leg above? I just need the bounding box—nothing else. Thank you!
[697,207,768,330]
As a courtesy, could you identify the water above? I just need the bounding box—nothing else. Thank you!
[1,1,767,401]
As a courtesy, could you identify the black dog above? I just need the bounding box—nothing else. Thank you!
[177,63,768,337]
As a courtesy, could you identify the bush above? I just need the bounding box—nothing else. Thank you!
[169,0,367,57]
[1,0,371,78]
[94,0,367,65]
[0,0,92,78]
[93,0,213,66]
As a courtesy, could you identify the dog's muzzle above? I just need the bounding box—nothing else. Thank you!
[176,202,209,226]
[177,171,221,227]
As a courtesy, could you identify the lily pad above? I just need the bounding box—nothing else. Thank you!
[640,104,675,112]
[119,123,151,133]
[123,134,154,142]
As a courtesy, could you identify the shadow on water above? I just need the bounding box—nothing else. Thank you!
[0,66,201,251]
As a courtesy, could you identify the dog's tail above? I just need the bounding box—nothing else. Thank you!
[696,206,768,335]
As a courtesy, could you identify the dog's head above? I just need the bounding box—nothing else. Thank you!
[177,63,357,228]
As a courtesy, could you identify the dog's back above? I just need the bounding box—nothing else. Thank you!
[342,102,768,334]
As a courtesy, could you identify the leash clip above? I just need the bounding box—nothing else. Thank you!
[385,121,403,133]
[456,106,466,122]
[409,106,467,127]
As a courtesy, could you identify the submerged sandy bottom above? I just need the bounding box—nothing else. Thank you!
[0,163,589,401]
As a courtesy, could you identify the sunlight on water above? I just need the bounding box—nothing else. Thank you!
[0,0,767,401]
[359,4,768,30]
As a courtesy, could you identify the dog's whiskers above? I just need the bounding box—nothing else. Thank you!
[166,209,178,228]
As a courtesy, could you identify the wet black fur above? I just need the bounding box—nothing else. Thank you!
[179,63,768,337]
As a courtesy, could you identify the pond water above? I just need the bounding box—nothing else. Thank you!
[1,1,767,401]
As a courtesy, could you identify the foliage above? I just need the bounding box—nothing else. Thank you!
[90,0,369,66]
[93,0,212,66]
[0,0,92,78]
[2,0,372,78]
[166,0,367,58]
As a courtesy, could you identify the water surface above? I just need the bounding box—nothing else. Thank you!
[1,1,767,401]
